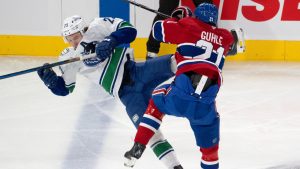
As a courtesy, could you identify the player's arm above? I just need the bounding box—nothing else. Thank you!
[37,48,78,96]
[37,66,69,96]
[152,18,185,44]
[152,6,192,44]
[110,19,137,44]
[94,18,137,61]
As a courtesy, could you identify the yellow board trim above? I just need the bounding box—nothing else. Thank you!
[132,39,300,61]
[0,35,299,61]
[0,35,68,57]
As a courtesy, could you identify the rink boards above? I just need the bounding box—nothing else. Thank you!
[1,35,300,61]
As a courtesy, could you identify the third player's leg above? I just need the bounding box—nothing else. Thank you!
[146,0,180,56]
[190,117,220,169]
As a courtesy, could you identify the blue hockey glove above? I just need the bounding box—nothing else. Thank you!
[80,41,97,55]
[95,36,118,61]
[37,64,59,89]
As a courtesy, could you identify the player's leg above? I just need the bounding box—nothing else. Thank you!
[124,99,163,165]
[137,60,181,169]
[119,55,174,126]
[134,99,164,145]
[148,130,182,169]
[190,117,220,169]
[125,99,183,168]
[120,89,182,168]
[137,54,175,90]
[146,0,179,59]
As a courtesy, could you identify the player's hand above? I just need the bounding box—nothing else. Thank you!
[80,41,97,55]
[95,36,118,61]
[171,6,193,20]
[37,64,59,89]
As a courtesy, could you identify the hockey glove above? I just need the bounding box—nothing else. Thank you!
[171,6,193,20]
[37,64,59,89]
[80,41,97,55]
[227,28,245,56]
[95,36,118,61]
[227,30,238,56]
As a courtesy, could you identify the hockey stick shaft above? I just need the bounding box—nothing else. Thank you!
[124,0,170,18]
[0,53,95,80]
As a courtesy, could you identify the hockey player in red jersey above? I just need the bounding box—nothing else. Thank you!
[146,0,215,59]
[124,3,237,169]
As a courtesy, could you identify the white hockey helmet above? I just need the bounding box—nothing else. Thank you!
[62,15,86,41]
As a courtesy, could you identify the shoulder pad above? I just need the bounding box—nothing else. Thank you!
[59,47,75,60]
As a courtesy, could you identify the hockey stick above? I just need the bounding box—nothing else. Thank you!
[123,0,170,18]
[0,53,95,80]
[236,28,246,53]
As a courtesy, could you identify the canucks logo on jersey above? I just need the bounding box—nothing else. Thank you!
[82,57,102,67]
[80,41,102,67]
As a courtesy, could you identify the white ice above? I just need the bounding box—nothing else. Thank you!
[0,56,300,169]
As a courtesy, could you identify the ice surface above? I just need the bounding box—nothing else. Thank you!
[0,56,300,169]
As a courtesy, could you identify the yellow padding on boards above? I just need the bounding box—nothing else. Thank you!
[0,35,300,61]
[131,39,300,61]
[0,35,68,57]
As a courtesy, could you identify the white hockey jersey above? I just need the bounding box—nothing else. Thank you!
[58,17,134,97]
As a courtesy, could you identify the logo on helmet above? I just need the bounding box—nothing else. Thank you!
[62,15,86,42]
[194,3,218,26]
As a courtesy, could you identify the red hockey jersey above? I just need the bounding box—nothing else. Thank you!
[152,17,234,86]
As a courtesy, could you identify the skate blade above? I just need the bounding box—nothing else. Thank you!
[124,156,137,168]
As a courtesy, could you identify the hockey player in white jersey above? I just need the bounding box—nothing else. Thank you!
[37,15,183,169]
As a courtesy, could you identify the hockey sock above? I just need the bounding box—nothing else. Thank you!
[149,130,181,169]
[200,144,219,169]
[135,124,156,145]
[134,99,164,145]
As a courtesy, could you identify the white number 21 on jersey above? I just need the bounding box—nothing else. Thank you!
[195,40,225,68]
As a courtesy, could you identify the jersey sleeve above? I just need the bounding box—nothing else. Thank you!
[90,17,134,36]
[58,47,80,93]
[152,18,184,44]
[110,18,137,44]
[88,17,136,45]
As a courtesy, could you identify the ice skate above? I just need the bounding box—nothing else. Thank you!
[124,142,146,167]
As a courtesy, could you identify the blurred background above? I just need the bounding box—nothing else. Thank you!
[0,0,300,60]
